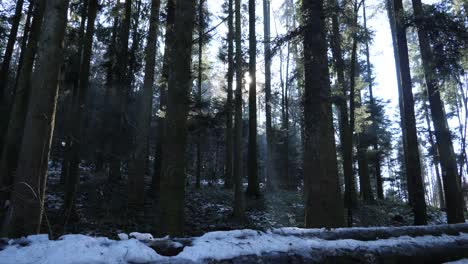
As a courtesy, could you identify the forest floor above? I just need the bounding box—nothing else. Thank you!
[43,163,448,240]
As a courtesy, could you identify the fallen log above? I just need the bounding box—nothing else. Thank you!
[144,224,468,263]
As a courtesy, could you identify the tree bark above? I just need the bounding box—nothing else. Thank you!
[233,0,245,219]
[1,0,70,238]
[0,0,45,208]
[302,0,344,228]
[246,0,259,197]
[410,0,465,224]
[393,0,427,225]
[159,0,197,236]
[129,0,161,206]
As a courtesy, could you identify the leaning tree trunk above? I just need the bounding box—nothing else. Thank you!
[246,0,259,197]
[393,0,427,225]
[1,0,70,238]
[302,0,344,228]
[233,0,245,219]
[411,0,465,224]
[62,0,99,223]
[224,0,234,189]
[159,0,197,236]
[128,0,161,206]
[0,0,45,208]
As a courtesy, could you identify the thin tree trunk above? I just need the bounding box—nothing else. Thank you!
[246,0,259,197]
[411,0,464,223]
[225,0,234,189]
[302,0,344,228]
[1,0,70,238]
[393,0,427,225]
[0,0,45,208]
[233,0,245,219]
[159,0,197,236]
[63,0,99,222]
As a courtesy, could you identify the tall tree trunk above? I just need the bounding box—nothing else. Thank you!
[302,0,344,228]
[159,0,196,236]
[152,0,175,192]
[225,0,234,189]
[246,0,259,197]
[411,0,465,224]
[0,0,24,102]
[386,0,410,204]
[60,0,88,186]
[330,0,355,226]
[263,0,273,190]
[233,0,245,219]
[1,0,70,238]
[348,0,373,202]
[62,0,99,222]
[423,101,445,210]
[393,0,427,225]
[196,0,204,189]
[128,0,160,206]
[109,0,132,181]
[363,0,383,199]
[0,0,45,210]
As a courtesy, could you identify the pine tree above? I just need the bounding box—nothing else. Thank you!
[159,0,197,236]
[302,0,344,228]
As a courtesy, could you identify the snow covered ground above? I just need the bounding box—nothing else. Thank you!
[1,225,467,264]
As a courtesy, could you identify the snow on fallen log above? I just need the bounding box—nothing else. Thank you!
[0,224,467,263]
